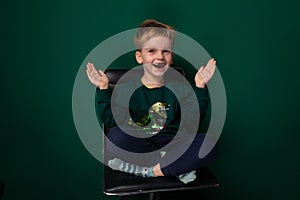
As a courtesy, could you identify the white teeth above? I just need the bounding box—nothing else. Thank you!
[153,63,165,68]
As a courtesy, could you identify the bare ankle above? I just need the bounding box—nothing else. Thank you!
[153,164,164,176]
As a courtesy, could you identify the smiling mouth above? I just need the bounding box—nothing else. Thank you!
[152,63,165,68]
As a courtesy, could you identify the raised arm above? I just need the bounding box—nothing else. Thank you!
[86,62,109,89]
[194,58,216,88]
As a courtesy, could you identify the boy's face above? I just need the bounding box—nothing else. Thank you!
[135,36,173,77]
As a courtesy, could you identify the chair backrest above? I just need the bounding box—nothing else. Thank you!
[104,67,185,89]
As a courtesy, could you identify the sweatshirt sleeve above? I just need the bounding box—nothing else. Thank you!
[176,84,210,135]
[194,86,210,124]
[96,88,116,128]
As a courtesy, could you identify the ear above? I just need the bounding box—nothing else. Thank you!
[135,51,143,64]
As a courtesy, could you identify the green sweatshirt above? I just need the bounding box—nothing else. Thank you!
[96,78,209,136]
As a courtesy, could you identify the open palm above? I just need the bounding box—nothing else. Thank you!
[86,62,109,89]
[194,58,216,88]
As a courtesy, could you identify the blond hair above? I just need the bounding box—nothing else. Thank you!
[134,19,176,49]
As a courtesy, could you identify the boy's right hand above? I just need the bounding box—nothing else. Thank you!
[86,62,109,89]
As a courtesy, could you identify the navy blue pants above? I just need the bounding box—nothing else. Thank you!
[105,126,218,176]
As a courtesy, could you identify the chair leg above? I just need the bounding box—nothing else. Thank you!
[121,195,129,200]
[148,192,160,200]
[148,193,154,200]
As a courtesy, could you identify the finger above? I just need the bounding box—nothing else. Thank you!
[208,59,216,74]
[87,65,98,78]
[86,69,94,81]
[98,70,106,77]
[86,69,96,80]
[206,58,214,71]
[87,62,94,69]
[87,63,94,73]
[86,63,91,71]
[88,64,98,76]
[198,66,204,74]
[86,66,94,77]
[210,61,216,76]
[87,62,96,70]
[90,63,96,71]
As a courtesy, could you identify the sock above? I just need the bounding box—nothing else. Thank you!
[177,170,197,184]
[108,158,156,178]
[160,151,167,158]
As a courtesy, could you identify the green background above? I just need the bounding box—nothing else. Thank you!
[1,0,300,199]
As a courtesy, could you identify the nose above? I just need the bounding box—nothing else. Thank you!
[156,50,165,60]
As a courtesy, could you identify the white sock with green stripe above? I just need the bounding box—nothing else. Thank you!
[177,170,197,184]
[108,158,155,177]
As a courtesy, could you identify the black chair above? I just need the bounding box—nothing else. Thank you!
[102,68,219,200]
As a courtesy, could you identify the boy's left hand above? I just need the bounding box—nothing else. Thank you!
[194,58,216,88]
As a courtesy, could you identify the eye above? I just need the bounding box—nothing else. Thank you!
[148,49,156,53]
[163,50,172,55]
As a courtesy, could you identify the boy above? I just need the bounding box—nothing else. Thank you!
[86,19,217,183]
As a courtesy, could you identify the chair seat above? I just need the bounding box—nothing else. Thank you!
[103,165,219,196]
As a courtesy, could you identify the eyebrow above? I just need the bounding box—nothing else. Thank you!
[142,47,173,51]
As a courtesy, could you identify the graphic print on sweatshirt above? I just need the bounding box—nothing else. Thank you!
[128,102,170,135]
